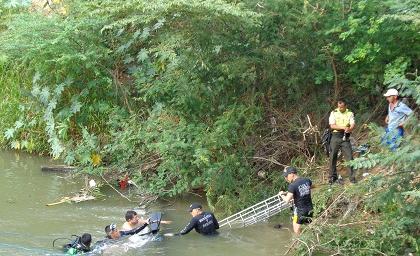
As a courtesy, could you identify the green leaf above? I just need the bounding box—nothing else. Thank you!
[64,151,76,165]
[31,85,41,97]
[213,45,222,54]
[54,82,66,96]
[11,140,20,149]
[137,49,149,62]
[4,0,31,8]
[152,19,165,30]
[21,140,28,149]
[50,137,64,158]
[39,87,50,105]
[401,190,420,198]
[4,128,14,139]
[14,120,23,129]
[140,27,150,40]
[70,99,82,114]
[133,29,142,39]
[32,71,41,85]
[124,56,135,64]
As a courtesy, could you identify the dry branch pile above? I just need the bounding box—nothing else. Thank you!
[250,106,321,176]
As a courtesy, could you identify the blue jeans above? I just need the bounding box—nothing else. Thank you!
[382,127,404,151]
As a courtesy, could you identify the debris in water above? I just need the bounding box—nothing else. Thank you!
[273,224,283,229]
[41,165,76,172]
[89,179,97,188]
[46,180,97,206]
[119,175,129,190]
[46,194,95,206]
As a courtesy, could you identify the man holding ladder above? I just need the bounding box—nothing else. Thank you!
[279,166,313,235]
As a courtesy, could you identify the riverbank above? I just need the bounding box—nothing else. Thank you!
[294,122,419,255]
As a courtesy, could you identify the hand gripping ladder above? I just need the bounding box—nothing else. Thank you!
[219,194,292,228]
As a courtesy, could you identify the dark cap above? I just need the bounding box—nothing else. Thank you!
[283,166,297,177]
[188,203,202,212]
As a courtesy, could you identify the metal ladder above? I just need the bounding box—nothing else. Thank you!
[219,194,292,228]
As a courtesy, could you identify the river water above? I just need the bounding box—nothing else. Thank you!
[0,150,292,255]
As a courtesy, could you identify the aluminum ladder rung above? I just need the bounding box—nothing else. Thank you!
[219,194,292,228]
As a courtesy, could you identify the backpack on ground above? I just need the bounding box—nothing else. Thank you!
[321,128,332,156]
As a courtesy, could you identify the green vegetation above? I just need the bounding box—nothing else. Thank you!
[0,0,418,254]
[300,117,419,255]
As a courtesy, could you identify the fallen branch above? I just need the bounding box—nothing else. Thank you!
[336,220,381,227]
[295,237,311,255]
[302,114,320,144]
[138,194,159,208]
[249,156,287,167]
[41,165,76,172]
[356,248,387,256]
[312,189,348,223]
[186,191,203,197]
[46,194,95,206]
[46,197,71,206]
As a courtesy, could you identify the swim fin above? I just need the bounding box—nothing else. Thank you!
[148,212,162,234]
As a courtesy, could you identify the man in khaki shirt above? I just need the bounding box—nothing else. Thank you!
[328,99,356,184]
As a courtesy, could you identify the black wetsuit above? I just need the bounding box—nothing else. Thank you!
[119,222,149,237]
[63,240,90,254]
[93,222,149,250]
[102,223,149,240]
[178,212,219,235]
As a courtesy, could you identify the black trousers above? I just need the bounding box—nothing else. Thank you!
[329,133,355,182]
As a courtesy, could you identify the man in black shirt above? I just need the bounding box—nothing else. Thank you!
[176,203,219,236]
[279,166,313,235]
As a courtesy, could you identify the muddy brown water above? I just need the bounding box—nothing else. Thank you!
[0,150,292,255]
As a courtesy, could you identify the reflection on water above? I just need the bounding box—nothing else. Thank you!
[0,151,292,255]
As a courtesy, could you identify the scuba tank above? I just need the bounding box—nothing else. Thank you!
[56,233,91,255]
[66,247,78,255]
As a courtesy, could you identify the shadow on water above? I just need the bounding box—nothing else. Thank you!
[0,151,293,256]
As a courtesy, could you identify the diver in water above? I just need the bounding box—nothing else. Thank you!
[89,221,150,253]
[63,233,92,255]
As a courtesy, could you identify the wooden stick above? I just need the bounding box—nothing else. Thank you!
[250,156,287,167]
[337,220,381,227]
[46,197,70,206]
